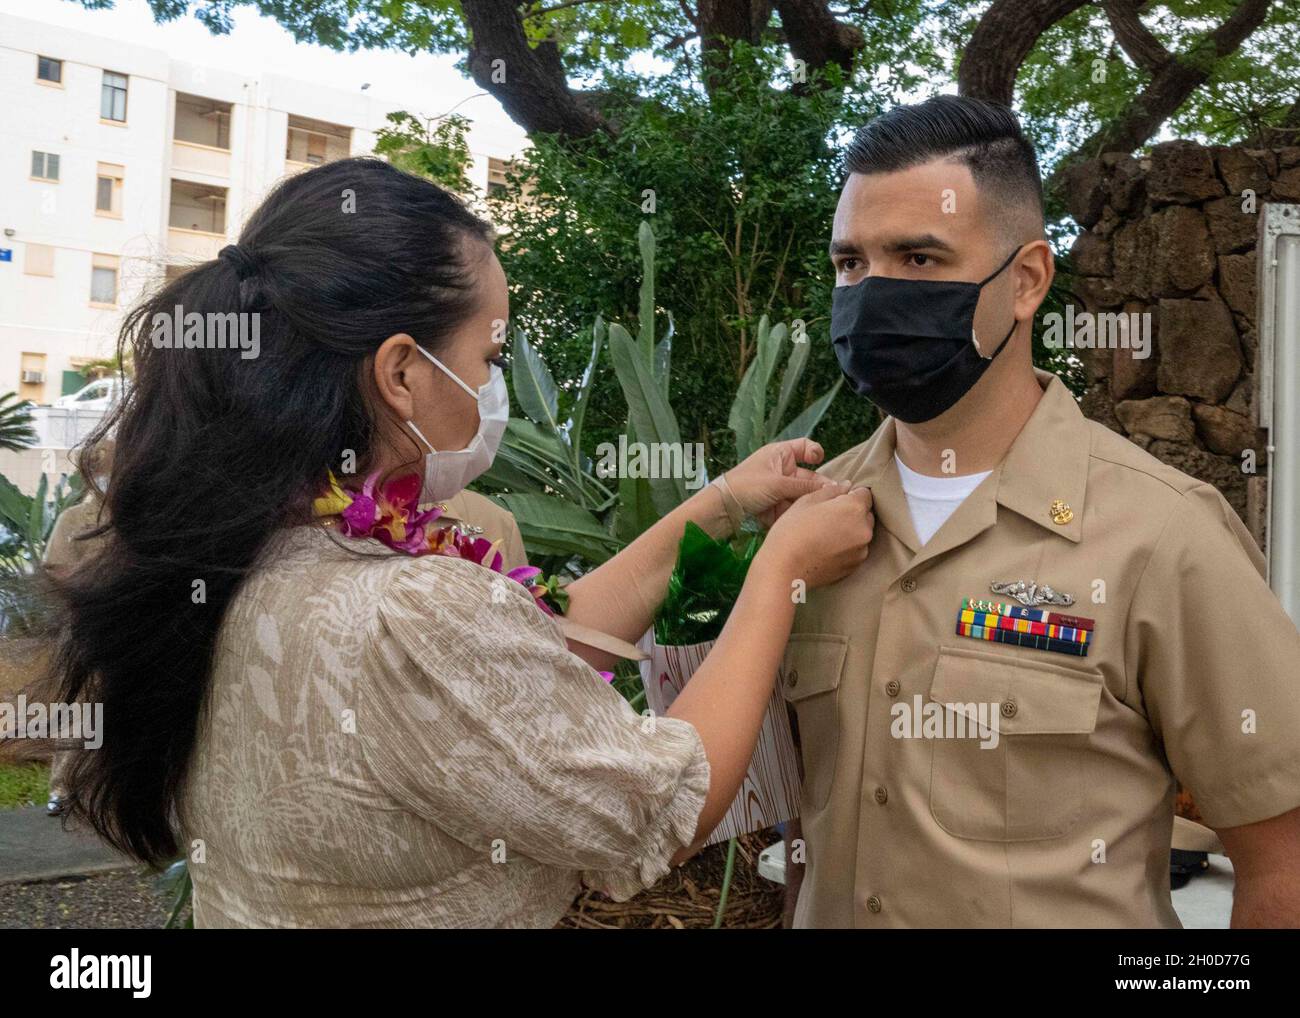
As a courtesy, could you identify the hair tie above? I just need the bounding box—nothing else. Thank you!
[217,244,258,281]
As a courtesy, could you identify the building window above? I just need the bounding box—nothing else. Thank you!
[90,254,119,305]
[19,353,48,403]
[96,162,124,216]
[24,243,55,277]
[101,71,128,122]
[37,56,62,84]
[31,150,60,181]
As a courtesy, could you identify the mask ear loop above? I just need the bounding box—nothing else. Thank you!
[417,346,480,399]
[406,418,437,455]
[972,245,1024,358]
[405,345,482,452]
[976,245,1024,288]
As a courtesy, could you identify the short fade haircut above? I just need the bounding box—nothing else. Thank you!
[843,94,1045,238]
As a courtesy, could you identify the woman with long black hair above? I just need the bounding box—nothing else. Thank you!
[50,157,874,927]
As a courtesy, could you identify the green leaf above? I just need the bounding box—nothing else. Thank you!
[500,416,570,466]
[510,331,562,439]
[476,452,544,495]
[0,473,33,533]
[611,423,659,544]
[567,316,605,455]
[774,378,843,443]
[769,327,811,436]
[654,325,673,403]
[494,493,623,564]
[637,220,656,364]
[728,315,786,460]
[485,421,592,504]
[607,323,688,515]
[27,474,47,549]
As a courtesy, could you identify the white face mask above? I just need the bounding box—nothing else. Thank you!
[405,347,509,504]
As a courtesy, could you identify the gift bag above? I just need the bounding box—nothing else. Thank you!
[637,635,802,847]
[638,522,802,847]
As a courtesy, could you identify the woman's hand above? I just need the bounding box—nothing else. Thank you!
[722,439,835,528]
[756,481,875,591]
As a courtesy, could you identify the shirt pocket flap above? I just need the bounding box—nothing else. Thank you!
[780,633,847,702]
[928,645,1102,735]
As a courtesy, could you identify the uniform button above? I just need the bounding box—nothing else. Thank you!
[867,895,882,913]
[786,668,799,689]
[874,786,888,805]
[901,577,917,593]
[1000,699,1018,718]
[885,679,901,697]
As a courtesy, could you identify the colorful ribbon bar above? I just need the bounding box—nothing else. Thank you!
[956,619,1091,657]
[961,598,1095,632]
[958,608,1091,647]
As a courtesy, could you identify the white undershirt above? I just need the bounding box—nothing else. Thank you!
[894,453,992,547]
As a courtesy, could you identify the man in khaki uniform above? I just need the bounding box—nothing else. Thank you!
[782,96,1300,927]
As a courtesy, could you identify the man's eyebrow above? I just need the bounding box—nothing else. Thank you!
[882,233,955,254]
[828,234,957,259]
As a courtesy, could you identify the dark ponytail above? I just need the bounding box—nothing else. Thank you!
[51,158,493,866]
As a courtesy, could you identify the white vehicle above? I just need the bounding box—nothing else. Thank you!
[53,376,129,412]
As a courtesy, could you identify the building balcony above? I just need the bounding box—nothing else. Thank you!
[167,178,228,260]
[166,227,225,261]
[284,115,352,176]
[172,139,231,178]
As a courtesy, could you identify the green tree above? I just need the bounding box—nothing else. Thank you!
[113,2,1296,194]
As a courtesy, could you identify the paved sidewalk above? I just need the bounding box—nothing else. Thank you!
[0,805,136,884]
[1171,854,1235,929]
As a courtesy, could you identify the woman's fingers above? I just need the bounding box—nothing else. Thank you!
[849,484,874,513]
[779,438,824,467]
[770,473,830,503]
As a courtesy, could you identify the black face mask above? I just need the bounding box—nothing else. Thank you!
[830,246,1022,424]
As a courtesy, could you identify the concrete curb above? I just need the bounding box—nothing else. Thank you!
[0,805,137,884]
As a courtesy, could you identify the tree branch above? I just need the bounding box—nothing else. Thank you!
[958,0,1090,106]
[695,0,773,91]
[1049,0,1273,192]
[461,0,609,139]
[1101,1,1171,73]
[774,0,865,77]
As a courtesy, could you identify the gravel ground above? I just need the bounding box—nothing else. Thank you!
[0,869,191,930]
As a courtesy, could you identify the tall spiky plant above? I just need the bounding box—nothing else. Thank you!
[0,393,37,452]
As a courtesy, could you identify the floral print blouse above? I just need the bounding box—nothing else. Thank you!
[179,525,710,927]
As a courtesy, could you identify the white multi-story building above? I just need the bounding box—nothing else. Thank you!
[0,11,523,492]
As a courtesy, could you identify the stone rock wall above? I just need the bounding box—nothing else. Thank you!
[1062,140,1298,544]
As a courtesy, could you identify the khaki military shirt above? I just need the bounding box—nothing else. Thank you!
[783,369,1300,928]
[431,489,528,573]
[43,497,108,569]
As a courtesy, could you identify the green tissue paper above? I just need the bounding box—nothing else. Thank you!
[653,521,761,646]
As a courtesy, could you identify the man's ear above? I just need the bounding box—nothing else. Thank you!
[1013,239,1054,321]
[372,333,421,421]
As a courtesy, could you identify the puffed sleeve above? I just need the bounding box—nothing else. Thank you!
[1125,483,1300,829]
[358,555,711,901]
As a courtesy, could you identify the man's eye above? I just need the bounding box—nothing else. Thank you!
[838,258,860,273]
[907,253,931,267]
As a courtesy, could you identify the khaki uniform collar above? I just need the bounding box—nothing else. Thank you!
[841,369,1089,557]
[994,369,1090,543]
[418,491,484,534]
